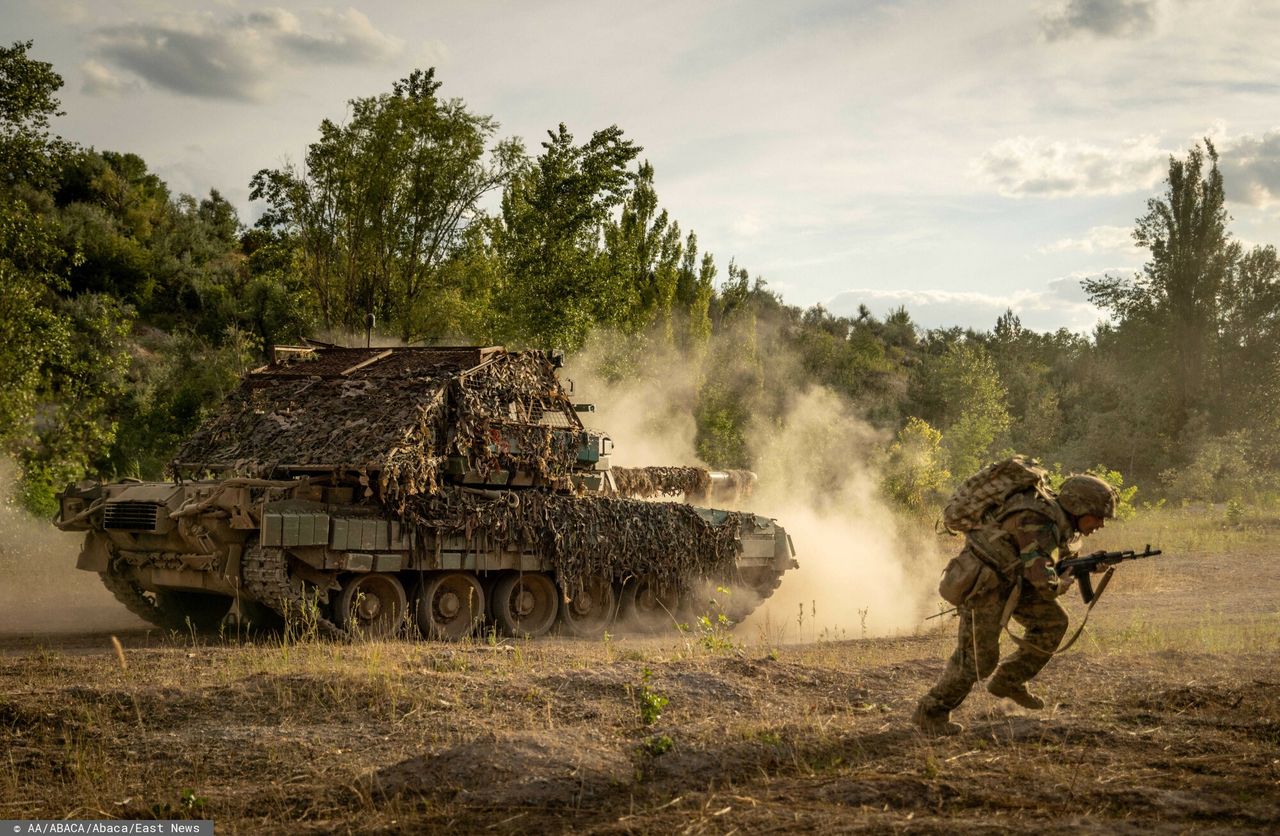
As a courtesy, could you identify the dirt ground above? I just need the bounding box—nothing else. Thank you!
[1,531,1277,833]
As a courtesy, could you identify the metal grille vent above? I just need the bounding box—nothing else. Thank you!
[103,501,162,532]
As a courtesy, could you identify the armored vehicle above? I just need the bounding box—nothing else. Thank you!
[55,345,796,639]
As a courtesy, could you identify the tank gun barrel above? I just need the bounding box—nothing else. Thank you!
[610,466,756,502]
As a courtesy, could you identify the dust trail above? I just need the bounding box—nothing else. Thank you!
[567,338,942,642]
[740,388,940,641]
[565,345,703,469]
[0,461,145,634]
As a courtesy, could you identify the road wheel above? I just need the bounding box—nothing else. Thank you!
[619,575,680,633]
[416,572,485,641]
[491,572,559,638]
[335,573,407,639]
[559,575,617,638]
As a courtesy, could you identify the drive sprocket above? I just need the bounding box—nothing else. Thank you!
[240,544,347,639]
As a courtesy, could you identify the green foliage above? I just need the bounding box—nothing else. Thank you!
[0,195,68,447]
[2,43,1278,518]
[640,734,675,756]
[0,40,67,186]
[1159,430,1275,504]
[635,667,669,726]
[1044,462,1139,521]
[884,417,951,510]
[1082,140,1267,478]
[17,294,134,514]
[1089,465,1139,521]
[492,123,641,349]
[107,328,258,479]
[148,787,207,820]
[252,68,523,338]
[912,340,1011,477]
[685,586,736,652]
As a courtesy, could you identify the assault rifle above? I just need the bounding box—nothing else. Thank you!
[1057,545,1162,604]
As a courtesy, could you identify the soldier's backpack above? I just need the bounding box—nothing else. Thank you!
[941,455,1052,534]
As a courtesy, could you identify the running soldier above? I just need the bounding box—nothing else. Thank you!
[913,472,1117,735]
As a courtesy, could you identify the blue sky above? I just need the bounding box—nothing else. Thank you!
[9,0,1280,332]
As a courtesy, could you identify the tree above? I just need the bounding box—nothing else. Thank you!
[673,232,714,347]
[911,340,1011,477]
[491,123,641,348]
[0,40,66,187]
[0,39,70,454]
[1085,140,1239,434]
[16,293,134,514]
[251,69,523,337]
[601,161,684,336]
[884,417,951,510]
[1219,244,1280,435]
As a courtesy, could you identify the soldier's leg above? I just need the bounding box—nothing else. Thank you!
[990,593,1068,688]
[917,594,1004,715]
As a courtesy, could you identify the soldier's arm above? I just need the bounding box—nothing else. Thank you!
[1005,511,1063,594]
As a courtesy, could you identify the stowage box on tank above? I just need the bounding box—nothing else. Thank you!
[55,344,797,639]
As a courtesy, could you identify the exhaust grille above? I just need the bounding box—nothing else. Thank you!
[103,501,163,532]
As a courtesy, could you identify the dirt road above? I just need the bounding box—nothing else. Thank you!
[1,543,1277,833]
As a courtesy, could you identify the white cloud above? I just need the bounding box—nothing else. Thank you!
[90,8,405,101]
[973,135,1168,198]
[1042,0,1159,42]
[1220,130,1280,208]
[1039,224,1135,254]
[824,272,1132,333]
[273,8,403,65]
[417,39,452,67]
[80,60,138,97]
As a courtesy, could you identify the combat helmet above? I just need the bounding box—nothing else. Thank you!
[1057,474,1117,520]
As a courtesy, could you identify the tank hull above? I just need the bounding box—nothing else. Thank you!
[59,479,795,639]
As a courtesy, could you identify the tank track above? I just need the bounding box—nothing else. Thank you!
[753,569,785,602]
[724,568,787,623]
[98,568,186,630]
[240,545,348,639]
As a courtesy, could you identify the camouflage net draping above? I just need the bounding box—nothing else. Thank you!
[612,466,712,499]
[402,488,746,595]
[172,348,586,507]
[173,373,450,490]
[443,353,582,486]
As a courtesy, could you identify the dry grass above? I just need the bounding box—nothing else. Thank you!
[1,510,1278,833]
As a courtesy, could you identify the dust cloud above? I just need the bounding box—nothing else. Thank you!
[0,461,145,634]
[566,345,703,469]
[567,338,942,643]
[741,388,941,641]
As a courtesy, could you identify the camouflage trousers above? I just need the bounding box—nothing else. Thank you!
[918,583,1068,715]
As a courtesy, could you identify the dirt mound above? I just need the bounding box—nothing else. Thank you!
[373,729,632,806]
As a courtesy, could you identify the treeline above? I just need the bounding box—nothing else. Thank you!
[2,41,1278,514]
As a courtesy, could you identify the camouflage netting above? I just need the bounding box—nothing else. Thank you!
[403,488,746,595]
[611,467,757,503]
[446,353,581,488]
[172,347,583,507]
[174,374,450,493]
[612,466,712,499]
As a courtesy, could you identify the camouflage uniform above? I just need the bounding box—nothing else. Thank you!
[917,498,1078,719]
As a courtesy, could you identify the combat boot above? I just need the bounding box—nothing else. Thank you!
[987,679,1045,709]
[911,703,964,736]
